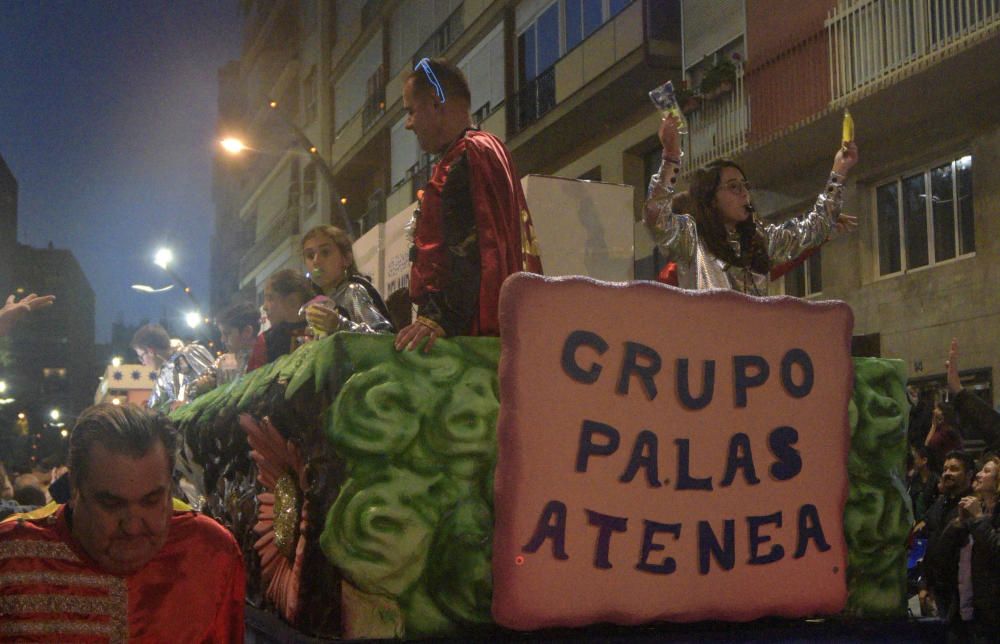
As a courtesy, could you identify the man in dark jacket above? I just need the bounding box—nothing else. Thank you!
[922,450,974,635]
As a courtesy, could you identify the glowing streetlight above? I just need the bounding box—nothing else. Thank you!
[0,380,6,394]
[185,311,203,329]
[219,137,248,155]
[131,283,175,294]
[49,409,61,421]
[60,429,69,438]
[221,98,354,240]
[154,247,174,270]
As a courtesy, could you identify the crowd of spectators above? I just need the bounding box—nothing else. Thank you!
[908,339,1000,641]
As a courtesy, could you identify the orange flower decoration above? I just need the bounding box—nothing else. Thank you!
[240,414,309,623]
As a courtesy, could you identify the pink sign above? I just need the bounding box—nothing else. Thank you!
[493,274,854,629]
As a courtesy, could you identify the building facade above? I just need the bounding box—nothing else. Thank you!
[676,0,1000,402]
[0,154,17,297]
[4,244,96,465]
[215,0,681,304]
[213,0,1000,402]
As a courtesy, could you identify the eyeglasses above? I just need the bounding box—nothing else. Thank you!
[718,180,752,195]
[414,58,446,103]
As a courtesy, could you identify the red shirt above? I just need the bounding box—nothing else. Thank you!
[0,505,245,642]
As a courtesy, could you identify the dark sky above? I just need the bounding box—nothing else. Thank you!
[0,1,241,343]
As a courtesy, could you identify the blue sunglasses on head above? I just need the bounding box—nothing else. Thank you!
[414,58,446,103]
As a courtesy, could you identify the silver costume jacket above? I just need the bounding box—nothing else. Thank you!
[645,159,845,295]
[328,277,393,334]
[147,340,215,409]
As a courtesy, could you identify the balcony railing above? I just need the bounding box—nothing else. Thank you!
[357,190,386,236]
[362,65,386,132]
[413,6,463,63]
[239,206,300,278]
[410,157,432,203]
[827,0,1000,102]
[511,66,556,135]
[686,0,999,163]
[685,64,749,171]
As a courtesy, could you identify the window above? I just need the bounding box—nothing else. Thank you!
[876,155,973,276]
[458,24,504,123]
[303,163,317,210]
[518,4,559,83]
[565,0,603,51]
[303,66,317,124]
[515,0,635,131]
[390,116,419,189]
[335,31,382,133]
[518,0,636,79]
[362,64,386,131]
[287,158,301,210]
[784,249,822,298]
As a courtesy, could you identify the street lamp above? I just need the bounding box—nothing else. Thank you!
[131,284,175,294]
[147,246,201,311]
[185,311,202,329]
[219,98,354,240]
[154,247,174,270]
[49,409,60,422]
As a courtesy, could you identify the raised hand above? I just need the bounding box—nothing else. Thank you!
[946,338,961,395]
[658,115,683,161]
[833,140,859,176]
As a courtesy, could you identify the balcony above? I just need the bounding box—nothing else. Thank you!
[413,6,463,63]
[239,206,300,279]
[362,65,386,132]
[511,67,556,134]
[685,63,749,172]
[827,0,1000,103]
[686,0,1000,174]
[506,0,681,172]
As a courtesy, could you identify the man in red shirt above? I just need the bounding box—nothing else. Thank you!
[394,57,542,353]
[0,403,245,641]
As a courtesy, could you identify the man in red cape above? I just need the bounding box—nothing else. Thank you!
[395,57,542,352]
[0,404,245,641]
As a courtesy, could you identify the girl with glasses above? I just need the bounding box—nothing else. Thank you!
[644,115,859,294]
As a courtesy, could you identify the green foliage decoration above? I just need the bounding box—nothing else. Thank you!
[844,357,912,617]
[319,334,499,637]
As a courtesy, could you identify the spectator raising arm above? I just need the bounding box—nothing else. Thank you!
[946,338,1000,454]
[0,293,55,336]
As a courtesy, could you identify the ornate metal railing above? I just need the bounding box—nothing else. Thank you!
[827,0,1000,102]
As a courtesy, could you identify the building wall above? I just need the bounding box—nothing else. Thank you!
[745,0,834,61]
[221,0,1000,403]
[833,122,1000,395]
[682,0,744,67]
[9,245,97,422]
[0,155,17,296]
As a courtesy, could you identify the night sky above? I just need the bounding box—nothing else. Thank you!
[0,1,241,342]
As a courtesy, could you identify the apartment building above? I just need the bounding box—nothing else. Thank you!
[215,0,681,296]
[214,0,1000,401]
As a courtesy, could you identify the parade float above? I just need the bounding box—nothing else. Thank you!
[170,273,913,640]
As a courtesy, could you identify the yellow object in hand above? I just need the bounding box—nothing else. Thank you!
[842,109,854,143]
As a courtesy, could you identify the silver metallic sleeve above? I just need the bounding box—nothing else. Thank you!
[764,173,845,264]
[644,159,697,263]
[334,283,393,334]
